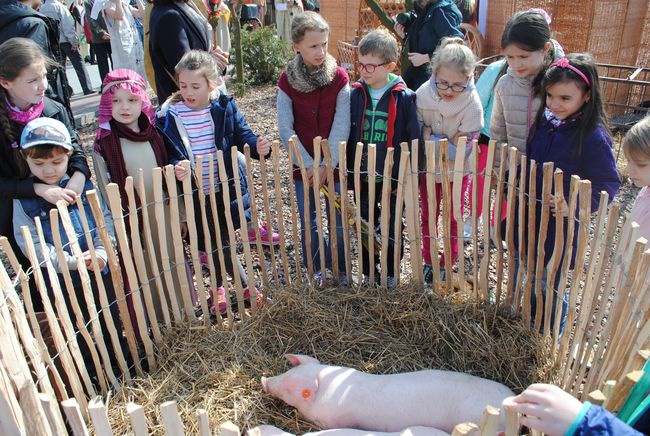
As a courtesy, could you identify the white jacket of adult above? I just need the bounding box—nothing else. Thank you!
[39,0,79,46]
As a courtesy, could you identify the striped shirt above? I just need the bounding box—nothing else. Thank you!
[170,102,218,194]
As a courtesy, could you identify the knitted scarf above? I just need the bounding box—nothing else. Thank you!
[285,53,338,93]
[96,114,168,211]
[6,98,44,125]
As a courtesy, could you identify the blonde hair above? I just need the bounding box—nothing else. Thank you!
[358,29,399,64]
[624,116,650,161]
[429,37,477,78]
[291,11,329,44]
[170,50,220,103]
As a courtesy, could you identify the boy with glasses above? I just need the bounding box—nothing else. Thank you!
[347,29,421,288]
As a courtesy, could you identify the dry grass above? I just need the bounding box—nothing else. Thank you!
[106,284,552,435]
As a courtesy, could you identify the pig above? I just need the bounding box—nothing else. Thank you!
[260,354,513,433]
[247,425,450,436]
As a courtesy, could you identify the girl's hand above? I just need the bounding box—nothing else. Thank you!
[548,193,569,218]
[174,164,190,181]
[256,137,271,157]
[34,183,77,205]
[84,251,106,271]
[504,384,583,436]
[65,171,86,196]
[394,23,405,39]
[408,52,430,67]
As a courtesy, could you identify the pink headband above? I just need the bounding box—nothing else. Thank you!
[549,58,591,87]
[525,8,552,24]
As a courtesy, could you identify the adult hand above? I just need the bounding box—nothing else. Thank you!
[256,137,271,157]
[174,164,190,181]
[210,46,229,71]
[504,384,583,436]
[102,33,110,41]
[34,183,77,205]
[408,52,430,67]
[394,22,405,39]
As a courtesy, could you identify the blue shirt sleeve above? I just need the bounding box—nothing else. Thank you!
[567,404,645,436]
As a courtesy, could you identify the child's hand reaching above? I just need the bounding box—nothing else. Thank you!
[256,137,271,157]
[174,163,190,181]
[548,193,569,218]
[34,183,77,205]
[84,251,107,271]
[503,384,583,436]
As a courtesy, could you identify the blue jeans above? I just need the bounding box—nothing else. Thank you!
[294,180,346,276]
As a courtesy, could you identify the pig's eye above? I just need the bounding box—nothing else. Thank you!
[302,389,312,399]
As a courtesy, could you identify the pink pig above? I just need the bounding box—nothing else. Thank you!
[248,424,450,436]
[260,354,513,433]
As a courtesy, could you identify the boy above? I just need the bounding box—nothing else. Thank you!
[347,29,421,287]
[13,117,124,387]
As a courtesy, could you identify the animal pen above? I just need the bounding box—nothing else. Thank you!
[0,137,649,435]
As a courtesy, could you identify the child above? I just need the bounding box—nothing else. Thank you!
[13,117,123,385]
[623,116,650,242]
[92,68,190,320]
[347,29,420,287]
[506,383,648,435]
[0,37,91,309]
[156,49,270,315]
[416,37,483,283]
[277,11,350,286]
[521,53,620,331]
[490,9,564,164]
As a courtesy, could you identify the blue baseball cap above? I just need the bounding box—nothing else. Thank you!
[20,117,73,151]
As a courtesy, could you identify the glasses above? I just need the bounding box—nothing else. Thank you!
[434,81,469,93]
[356,62,389,73]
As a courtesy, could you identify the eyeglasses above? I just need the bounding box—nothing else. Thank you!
[434,81,469,93]
[356,61,389,73]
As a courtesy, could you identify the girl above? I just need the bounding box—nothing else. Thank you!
[623,116,650,243]
[0,38,90,308]
[156,50,270,314]
[490,9,564,164]
[416,37,483,283]
[92,68,189,321]
[522,53,620,331]
[277,11,350,287]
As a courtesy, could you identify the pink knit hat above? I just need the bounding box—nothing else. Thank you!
[95,69,154,141]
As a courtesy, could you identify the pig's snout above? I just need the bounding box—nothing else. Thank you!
[261,376,269,393]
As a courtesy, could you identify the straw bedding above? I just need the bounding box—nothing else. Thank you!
[106,284,552,435]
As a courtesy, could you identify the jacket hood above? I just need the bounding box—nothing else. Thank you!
[353,74,407,94]
[0,2,38,27]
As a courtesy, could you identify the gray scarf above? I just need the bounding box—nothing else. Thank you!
[285,53,338,93]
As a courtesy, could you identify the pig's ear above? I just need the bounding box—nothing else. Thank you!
[284,354,320,366]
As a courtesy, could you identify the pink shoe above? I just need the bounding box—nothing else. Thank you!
[209,287,227,315]
[243,287,271,309]
[247,222,280,246]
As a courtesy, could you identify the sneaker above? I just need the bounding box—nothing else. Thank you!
[198,250,209,266]
[243,287,270,309]
[209,287,227,315]
[361,275,371,287]
[423,264,434,284]
[313,271,325,287]
[386,276,396,289]
[247,222,281,246]
[339,274,349,287]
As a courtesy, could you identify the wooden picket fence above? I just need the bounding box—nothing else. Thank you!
[0,136,648,435]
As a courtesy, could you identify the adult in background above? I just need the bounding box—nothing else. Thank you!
[148,0,228,104]
[275,0,303,42]
[92,0,147,82]
[40,0,95,95]
[394,0,463,91]
[85,0,113,82]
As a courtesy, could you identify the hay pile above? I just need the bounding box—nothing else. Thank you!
[106,285,552,434]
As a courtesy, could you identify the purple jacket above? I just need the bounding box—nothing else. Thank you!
[522,114,621,267]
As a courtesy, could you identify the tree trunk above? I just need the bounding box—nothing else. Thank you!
[232,1,245,94]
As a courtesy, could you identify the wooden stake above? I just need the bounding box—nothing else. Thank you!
[492,143,508,304]
[410,138,424,282]
[471,140,480,300]
[605,370,643,412]
[586,390,607,406]
[312,138,327,278]
[39,393,67,435]
[151,167,181,322]
[259,147,281,286]
[380,148,394,287]
[367,143,377,285]
[88,396,113,436]
[160,400,185,436]
[452,422,479,436]
[124,178,163,340]
[478,404,500,436]
[479,141,497,299]
[127,402,149,436]
[287,138,304,285]
[292,140,314,281]
[197,409,210,436]
[393,143,409,287]
[219,421,240,436]
[338,140,352,281]
[245,147,272,290]
[61,398,90,436]
[503,147,519,308]
[105,184,156,368]
[179,160,209,326]
[513,156,527,315]
[321,139,340,280]
[403,144,422,287]
[354,142,364,285]
[231,147,259,314]
[272,140,293,284]
[452,137,468,294]
[163,165,195,320]
[533,162,553,333]
[19,381,52,436]
[424,140,440,290]
[439,138,452,290]
[545,169,566,349]
[521,160,537,327]
[504,403,519,436]
[136,168,171,327]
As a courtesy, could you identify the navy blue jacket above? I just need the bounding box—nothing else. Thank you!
[570,404,644,435]
[155,95,259,228]
[524,115,620,267]
[402,0,463,90]
[347,77,421,187]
